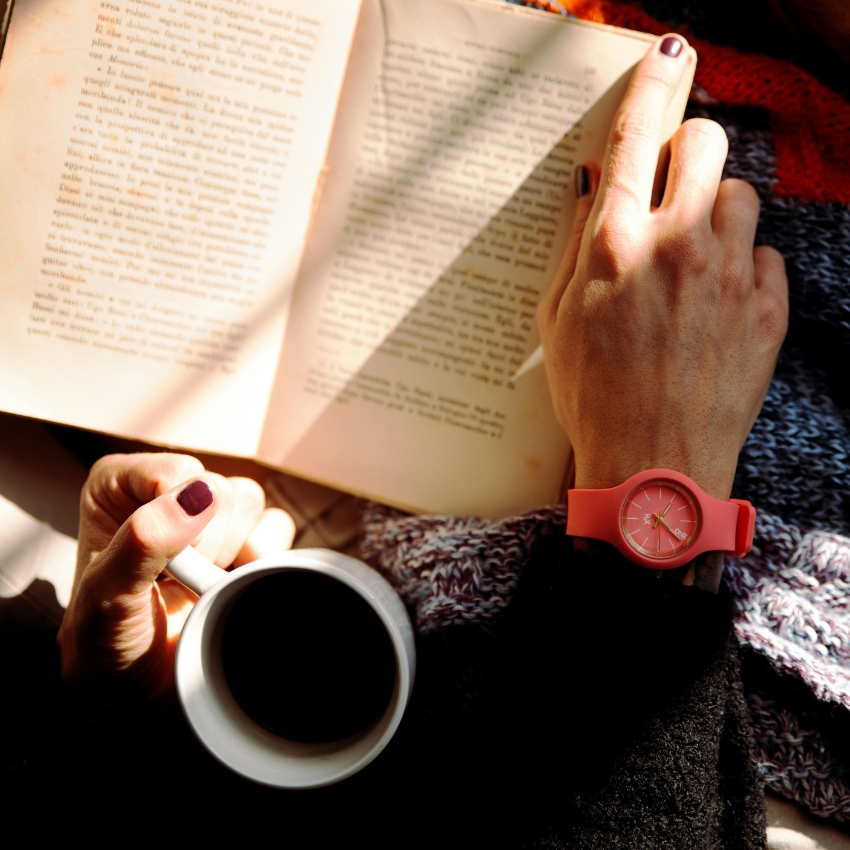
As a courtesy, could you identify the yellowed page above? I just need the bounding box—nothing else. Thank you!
[259,0,690,517]
[0,0,361,455]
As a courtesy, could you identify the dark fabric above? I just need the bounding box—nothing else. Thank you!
[478,533,766,849]
[1,533,765,848]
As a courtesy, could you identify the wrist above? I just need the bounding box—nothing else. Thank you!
[573,451,738,501]
[572,537,724,593]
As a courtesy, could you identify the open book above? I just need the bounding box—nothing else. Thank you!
[0,0,692,517]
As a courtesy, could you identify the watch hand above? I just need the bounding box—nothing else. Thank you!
[658,516,678,538]
[661,496,676,518]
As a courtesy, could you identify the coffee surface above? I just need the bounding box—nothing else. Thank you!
[221,571,396,743]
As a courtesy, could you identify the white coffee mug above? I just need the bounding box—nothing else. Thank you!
[166,546,416,789]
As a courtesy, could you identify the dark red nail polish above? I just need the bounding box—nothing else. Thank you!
[177,480,213,517]
[575,165,590,199]
[660,36,683,58]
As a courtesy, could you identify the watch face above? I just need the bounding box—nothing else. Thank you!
[620,478,700,561]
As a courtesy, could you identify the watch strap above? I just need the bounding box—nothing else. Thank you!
[567,472,756,566]
[728,499,756,558]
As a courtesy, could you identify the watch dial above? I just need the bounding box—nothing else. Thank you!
[620,479,700,560]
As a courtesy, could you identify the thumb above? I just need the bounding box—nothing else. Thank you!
[539,163,598,324]
[89,476,222,597]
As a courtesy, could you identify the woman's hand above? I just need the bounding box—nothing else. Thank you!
[538,34,789,501]
[57,453,295,702]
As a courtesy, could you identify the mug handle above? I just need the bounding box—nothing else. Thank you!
[167,546,226,596]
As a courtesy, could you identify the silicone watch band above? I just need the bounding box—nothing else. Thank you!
[567,468,756,570]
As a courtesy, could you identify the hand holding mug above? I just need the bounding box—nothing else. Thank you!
[58,452,295,702]
[60,453,415,787]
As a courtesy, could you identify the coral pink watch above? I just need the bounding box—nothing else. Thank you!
[567,468,756,570]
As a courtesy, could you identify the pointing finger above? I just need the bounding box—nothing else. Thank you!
[596,34,695,218]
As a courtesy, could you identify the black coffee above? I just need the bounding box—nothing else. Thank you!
[221,571,396,743]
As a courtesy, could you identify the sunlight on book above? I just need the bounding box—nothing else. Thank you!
[0,0,692,516]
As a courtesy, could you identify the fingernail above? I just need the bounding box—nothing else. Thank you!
[660,36,683,58]
[177,480,213,517]
[575,165,590,199]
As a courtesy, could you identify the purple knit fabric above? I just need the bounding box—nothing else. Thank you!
[360,503,564,630]
[726,513,850,709]
[361,504,850,707]
[749,692,850,821]
[361,500,850,822]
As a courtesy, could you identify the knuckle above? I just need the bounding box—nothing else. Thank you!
[757,243,785,265]
[79,486,100,521]
[719,253,753,292]
[656,228,709,269]
[633,69,675,100]
[759,295,789,343]
[601,171,644,211]
[85,455,128,498]
[588,219,639,278]
[722,175,759,204]
[591,214,637,249]
[754,245,789,293]
[681,117,728,149]
[124,507,169,558]
[89,453,127,477]
[611,109,656,147]
[80,456,125,516]
[720,177,761,217]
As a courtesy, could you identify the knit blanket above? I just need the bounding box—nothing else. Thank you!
[360,0,850,825]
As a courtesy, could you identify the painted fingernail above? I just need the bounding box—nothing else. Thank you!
[660,36,683,58]
[575,165,590,199]
[177,480,213,517]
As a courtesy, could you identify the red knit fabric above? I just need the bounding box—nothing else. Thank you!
[533,0,850,204]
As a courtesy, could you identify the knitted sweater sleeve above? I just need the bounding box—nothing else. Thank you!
[468,531,768,849]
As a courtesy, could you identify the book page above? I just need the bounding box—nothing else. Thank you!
[0,0,361,455]
[260,0,690,516]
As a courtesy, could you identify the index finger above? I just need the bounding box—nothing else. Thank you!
[596,34,695,216]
